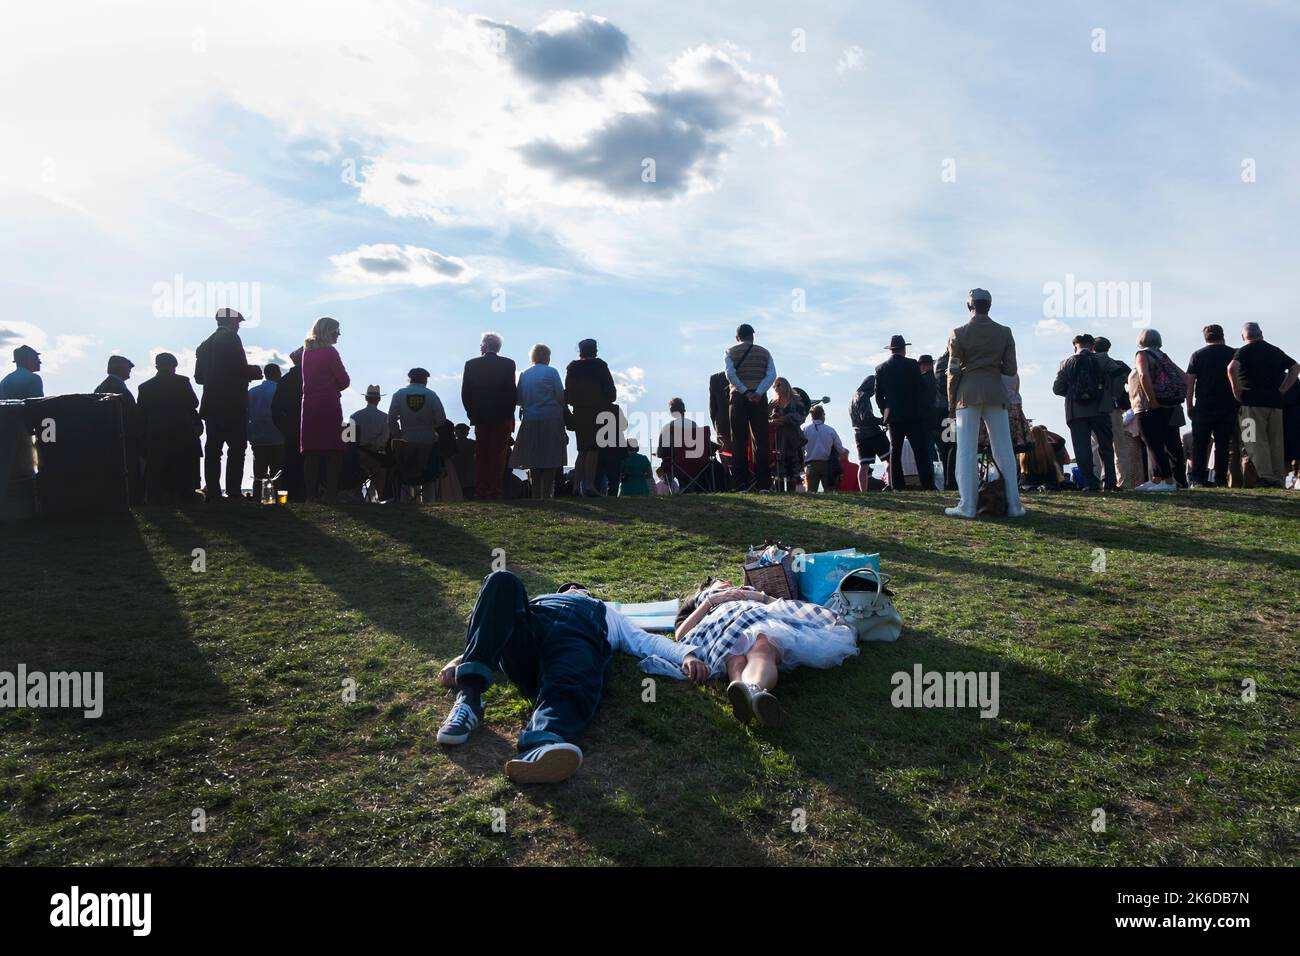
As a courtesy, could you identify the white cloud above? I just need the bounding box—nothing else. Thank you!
[1035,319,1072,337]
[836,45,866,74]
[0,321,94,373]
[354,34,781,222]
[612,365,646,405]
[329,244,478,286]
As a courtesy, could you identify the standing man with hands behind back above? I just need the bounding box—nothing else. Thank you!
[724,323,775,492]
[875,335,934,491]
[195,307,262,502]
[1052,333,1121,492]
[462,332,516,500]
[1228,322,1298,487]
[944,288,1025,519]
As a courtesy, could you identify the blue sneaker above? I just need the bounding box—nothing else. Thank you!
[436,692,483,745]
[504,742,583,784]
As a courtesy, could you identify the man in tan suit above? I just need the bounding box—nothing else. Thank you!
[944,288,1025,518]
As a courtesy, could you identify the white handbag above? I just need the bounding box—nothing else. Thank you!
[824,567,902,642]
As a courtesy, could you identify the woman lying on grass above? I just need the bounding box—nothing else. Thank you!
[666,579,860,727]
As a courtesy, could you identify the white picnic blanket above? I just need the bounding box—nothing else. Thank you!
[607,598,680,633]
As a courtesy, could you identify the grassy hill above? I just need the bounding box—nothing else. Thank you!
[2,489,1297,866]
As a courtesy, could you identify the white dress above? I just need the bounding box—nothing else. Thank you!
[725,599,860,671]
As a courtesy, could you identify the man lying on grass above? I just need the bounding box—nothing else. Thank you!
[436,571,709,784]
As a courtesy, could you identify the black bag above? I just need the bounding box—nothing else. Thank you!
[1067,352,1103,404]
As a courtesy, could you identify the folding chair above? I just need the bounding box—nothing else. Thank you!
[666,424,717,493]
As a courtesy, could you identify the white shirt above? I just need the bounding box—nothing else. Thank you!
[350,404,389,451]
[536,595,693,678]
[801,421,845,462]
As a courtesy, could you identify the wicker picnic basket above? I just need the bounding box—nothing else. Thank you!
[742,541,799,600]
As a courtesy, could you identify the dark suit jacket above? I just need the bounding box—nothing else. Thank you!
[137,372,201,457]
[873,354,927,425]
[195,328,259,420]
[461,353,517,426]
[95,376,140,443]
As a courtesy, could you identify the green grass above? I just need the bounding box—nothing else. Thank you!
[1,489,1297,865]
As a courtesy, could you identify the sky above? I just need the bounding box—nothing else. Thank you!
[2,0,1298,474]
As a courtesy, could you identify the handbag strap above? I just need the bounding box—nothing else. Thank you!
[837,566,892,601]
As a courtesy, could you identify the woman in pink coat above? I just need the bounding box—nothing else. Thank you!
[300,316,350,502]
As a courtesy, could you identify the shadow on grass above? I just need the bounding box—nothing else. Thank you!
[192,504,496,655]
[760,627,1176,861]
[600,493,1115,600]
[0,512,228,743]
[1117,488,1299,522]
[1044,510,1300,571]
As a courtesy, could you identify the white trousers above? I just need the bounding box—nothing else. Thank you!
[955,405,1023,515]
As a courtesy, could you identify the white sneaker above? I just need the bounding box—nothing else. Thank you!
[1134,481,1157,491]
[944,506,975,519]
[1148,481,1177,492]
[504,742,583,784]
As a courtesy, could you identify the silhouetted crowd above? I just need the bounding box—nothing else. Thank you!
[3,289,1297,511]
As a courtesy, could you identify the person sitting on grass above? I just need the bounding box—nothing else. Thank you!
[1018,424,1067,490]
[619,438,653,496]
[435,571,708,784]
[654,463,680,496]
[670,579,859,727]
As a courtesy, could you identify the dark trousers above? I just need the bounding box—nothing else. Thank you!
[203,416,247,499]
[596,447,625,495]
[279,433,305,502]
[144,448,197,505]
[1191,408,1235,486]
[251,444,285,500]
[1136,407,1181,482]
[474,420,512,500]
[456,571,613,750]
[1069,413,1116,489]
[727,392,770,490]
[886,417,934,490]
[937,414,957,490]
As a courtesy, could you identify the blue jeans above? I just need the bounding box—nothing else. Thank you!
[456,571,612,750]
